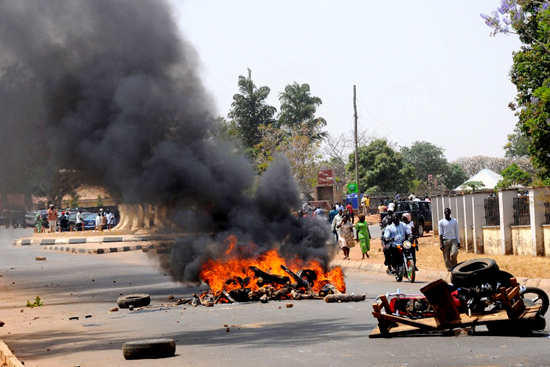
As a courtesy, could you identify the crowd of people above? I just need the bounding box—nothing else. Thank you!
[37,205,117,233]
[298,192,460,273]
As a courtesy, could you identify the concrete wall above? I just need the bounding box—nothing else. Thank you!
[482,226,501,255]
[544,225,550,256]
[511,225,533,256]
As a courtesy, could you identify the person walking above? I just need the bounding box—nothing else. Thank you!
[47,205,58,233]
[34,211,43,233]
[355,214,371,259]
[331,208,343,242]
[336,214,354,260]
[438,207,460,271]
[345,202,354,223]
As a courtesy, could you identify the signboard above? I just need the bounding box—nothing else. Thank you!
[347,182,358,193]
[318,169,335,185]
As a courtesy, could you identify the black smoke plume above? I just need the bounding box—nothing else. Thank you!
[0,0,337,283]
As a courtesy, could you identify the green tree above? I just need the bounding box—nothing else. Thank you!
[278,82,327,141]
[496,163,532,189]
[255,125,321,197]
[445,163,469,190]
[482,1,550,181]
[504,125,531,157]
[401,141,448,181]
[348,139,415,195]
[228,69,277,152]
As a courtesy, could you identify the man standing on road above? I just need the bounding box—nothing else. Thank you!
[47,205,58,233]
[438,207,460,271]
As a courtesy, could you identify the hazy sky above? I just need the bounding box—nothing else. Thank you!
[170,1,521,161]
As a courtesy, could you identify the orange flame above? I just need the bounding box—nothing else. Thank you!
[200,237,345,295]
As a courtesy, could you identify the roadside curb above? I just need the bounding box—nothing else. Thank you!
[0,340,25,367]
[335,260,550,294]
[12,234,177,247]
[39,242,165,254]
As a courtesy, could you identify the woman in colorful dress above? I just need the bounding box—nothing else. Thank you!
[355,214,371,259]
[337,214,354,260]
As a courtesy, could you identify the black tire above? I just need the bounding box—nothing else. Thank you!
[122,338,175,360]
[117,294,150,309]
[417,223,424,237]
[450,258,499,287]
[396,274,403,282]
[521,287,549,316]
[406,259,416,283]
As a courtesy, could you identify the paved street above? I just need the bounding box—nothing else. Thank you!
[0,228,549,367]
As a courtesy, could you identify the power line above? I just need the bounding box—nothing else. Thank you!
[356,98,407,145]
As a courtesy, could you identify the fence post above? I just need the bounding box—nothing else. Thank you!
[462,194,473,253]
[472,193,486,254]
[530,187,547,256]
[498,189,516,255]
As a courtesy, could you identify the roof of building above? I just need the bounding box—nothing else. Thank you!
[454,168,503,191]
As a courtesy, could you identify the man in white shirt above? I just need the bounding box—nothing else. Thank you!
[438,208,460,271]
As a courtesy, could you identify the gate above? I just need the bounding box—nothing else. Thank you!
[513,196,530,225]
[484,196,500,226]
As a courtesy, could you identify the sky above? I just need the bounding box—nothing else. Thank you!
[169,0,521,162]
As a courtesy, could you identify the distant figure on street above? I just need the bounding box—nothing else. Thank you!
[346,202,354,223]
[331,208,344,242]
[438,208,460,271]
[34,211,43,233]
[76,209,83,231]
[336,214,354,260]
[3,208,10,228]
[47,205,58,233]
[355,214,371,259]
[395,192,401,202]
[328,206,338,225]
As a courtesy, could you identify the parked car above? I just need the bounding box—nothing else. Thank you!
[380,200,432,236]
[81,212,99,230]
[25,211,38,227]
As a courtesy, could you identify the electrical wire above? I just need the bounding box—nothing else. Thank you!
[356,98,407,145]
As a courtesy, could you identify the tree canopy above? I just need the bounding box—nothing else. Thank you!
[278,82,327,142]
[348,139,415,195]
[228,68,277,152]
[482,1,550,182]
[401,141,448,182]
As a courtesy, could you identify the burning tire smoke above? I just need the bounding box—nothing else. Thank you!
[0,0,338,284]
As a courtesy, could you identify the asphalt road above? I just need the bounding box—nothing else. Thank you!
[0,228,548,367]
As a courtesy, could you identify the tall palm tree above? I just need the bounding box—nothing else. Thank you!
[278,82,327,141]
[228,69,276,151]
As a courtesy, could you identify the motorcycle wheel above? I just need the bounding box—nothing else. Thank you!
[405,259,416,283]
[521,287,549,316]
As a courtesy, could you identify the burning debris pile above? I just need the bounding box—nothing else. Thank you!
[172,235,365,306]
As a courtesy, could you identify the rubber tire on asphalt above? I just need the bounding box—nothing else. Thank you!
[521,287,549,316]
[417,223,424,237]
[450,258,499,287]
[117,294,151,309]
[122,338,176,360]
[406,259,416,283]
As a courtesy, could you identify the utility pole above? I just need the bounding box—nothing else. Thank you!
[353,85,359,198]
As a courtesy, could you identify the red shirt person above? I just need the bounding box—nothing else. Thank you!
[346,203,354,223]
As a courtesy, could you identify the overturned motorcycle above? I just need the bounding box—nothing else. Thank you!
[370,258,549,338]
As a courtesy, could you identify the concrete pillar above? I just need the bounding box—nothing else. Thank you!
[530,187,549,256]
[453,195,465,247]
[499,189,516,255]
[432,196,441,235]
[462,193,473,253]
[471,193,486,254]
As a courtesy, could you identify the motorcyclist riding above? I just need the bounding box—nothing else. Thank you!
[382,213,413,274]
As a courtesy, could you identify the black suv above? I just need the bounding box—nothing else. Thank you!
[380,200,432,236]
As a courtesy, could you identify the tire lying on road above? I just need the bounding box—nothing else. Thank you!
[450,258,499,287]
[117,294,151,309]
[123,338,176,360]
